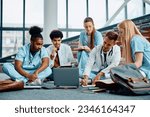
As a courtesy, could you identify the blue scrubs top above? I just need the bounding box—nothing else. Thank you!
[15,44,49,70]
[79,30,103,46]
[130,35,150,79]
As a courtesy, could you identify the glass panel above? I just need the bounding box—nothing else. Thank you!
[25,30,45,44]
[68,0,86,28]
[110,9,125,25]
[58,0,66,28]
[25,31,30,44]
[25,0,44,27]
[61,31,67,40]
[146,3,150,14]
[68,32,80,38]
[2,31,23,57]
[127,0,143,19]
[108,0,124,18]
[89,0,106,28]
[108,0,124,25]
[3,0,23,27]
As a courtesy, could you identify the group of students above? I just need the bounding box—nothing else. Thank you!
[2,17,150,87]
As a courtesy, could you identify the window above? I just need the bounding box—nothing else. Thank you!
[68,32,80,38]
[2,31,23,57]
[25,0,44,27]
[25,31,30,44]
[3,0,23,27]
[108,0,124,25]
[146,3,150,14]
[58,0,66,28]
[110,9,125,25]
[68,0,86,28]
[89,0,106,28]
[127,0,143,19]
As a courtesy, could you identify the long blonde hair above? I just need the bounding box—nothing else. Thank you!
[117,20,143,63]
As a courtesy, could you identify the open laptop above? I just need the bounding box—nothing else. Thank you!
[53,67,79,88]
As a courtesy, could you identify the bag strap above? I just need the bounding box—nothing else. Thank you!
[128,77,149,84]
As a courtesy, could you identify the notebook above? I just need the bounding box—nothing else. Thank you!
[53,67,79,88]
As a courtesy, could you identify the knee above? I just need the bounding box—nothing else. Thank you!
[81,51,87,55]
[44,67,52,76]
[2,63,13,72]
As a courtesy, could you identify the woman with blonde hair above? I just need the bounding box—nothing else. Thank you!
[118,19,150,79]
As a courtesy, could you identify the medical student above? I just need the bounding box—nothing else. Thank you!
[117,19,150,79]
[74,17,103,77]
[81,31,121,86]
[2,26,52,85]
[46,30,74,80]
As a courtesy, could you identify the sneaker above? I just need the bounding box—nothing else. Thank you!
[26,79,42,86]
[24,79,42,89]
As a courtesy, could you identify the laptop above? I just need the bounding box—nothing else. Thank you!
[53,67,79,88]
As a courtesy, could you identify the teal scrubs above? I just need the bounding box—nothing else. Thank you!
[2,44,52,83]
[130,35,150,79]
[78,30,103,77]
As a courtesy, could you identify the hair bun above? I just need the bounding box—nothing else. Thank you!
[29,26,42,36]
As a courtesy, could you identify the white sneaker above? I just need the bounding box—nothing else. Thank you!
[26,79,42,86]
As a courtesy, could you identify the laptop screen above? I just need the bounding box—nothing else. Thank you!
[53,67,79,87]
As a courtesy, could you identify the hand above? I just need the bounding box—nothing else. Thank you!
[50,47,58,59]
[92,72,104,85]
[81,79,88,86]
[81,75,88,86]
[27,74,38,82]
[52,47,58,53]
[78,46,84,51]
[34,71,39,76]
[84,46,91,52]
[92,75,100,85]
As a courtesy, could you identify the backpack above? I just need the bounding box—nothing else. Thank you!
[109,64,150,95]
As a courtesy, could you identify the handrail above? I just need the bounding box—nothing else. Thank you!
[62,14,150,43]
[0,44,51,63]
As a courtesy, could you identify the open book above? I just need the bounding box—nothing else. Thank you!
[96,78,114,84]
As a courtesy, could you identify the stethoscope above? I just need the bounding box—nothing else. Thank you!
[100,46,113,69]
[28,50,41,65]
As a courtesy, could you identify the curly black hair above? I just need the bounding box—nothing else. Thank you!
[29,26,43,41]
[49,30,63,40]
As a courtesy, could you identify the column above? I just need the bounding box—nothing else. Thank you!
[43,0,58,44]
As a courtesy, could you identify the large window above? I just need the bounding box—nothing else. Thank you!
[1,0,150,57]
[1,0,44,57]
[3,0,23,27]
